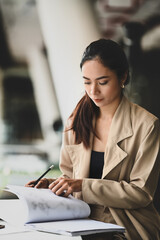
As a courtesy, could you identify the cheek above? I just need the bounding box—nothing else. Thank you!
[102,84,121,96]
[108,82,121,92]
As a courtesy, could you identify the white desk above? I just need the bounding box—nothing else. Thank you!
[0,220,81,240]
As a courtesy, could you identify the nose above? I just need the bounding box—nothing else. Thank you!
[90,83,99,95]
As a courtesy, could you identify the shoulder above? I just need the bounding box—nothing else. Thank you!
[123,96,158,122]
[64,117,73,130]
[124,97,160,130]
[130,101,158,123]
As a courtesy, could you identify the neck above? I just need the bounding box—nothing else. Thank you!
[99,96,123,120]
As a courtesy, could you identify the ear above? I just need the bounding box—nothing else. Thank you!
[121,72,128,86]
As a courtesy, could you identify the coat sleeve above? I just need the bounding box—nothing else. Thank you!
[59,123,74,179]
[82,118,160,209]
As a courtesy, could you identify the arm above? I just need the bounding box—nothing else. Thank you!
[59,125,74,179]
[49,125,83,196]
[82,119,160,209]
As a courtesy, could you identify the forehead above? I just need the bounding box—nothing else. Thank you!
[82,59,113,77]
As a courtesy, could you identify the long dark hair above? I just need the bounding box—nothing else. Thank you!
[68,39,130,149]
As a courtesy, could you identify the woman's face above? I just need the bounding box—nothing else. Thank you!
[82,59,124,109]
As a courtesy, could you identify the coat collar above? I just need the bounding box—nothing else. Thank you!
[66,96,133,178]
[107,96,133,145]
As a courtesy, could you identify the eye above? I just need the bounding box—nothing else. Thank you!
[84,82,91,85]
[99,81,108,85]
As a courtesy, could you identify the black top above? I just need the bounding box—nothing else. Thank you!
[89,150,104,179]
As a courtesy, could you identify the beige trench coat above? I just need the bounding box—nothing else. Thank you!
[60,96,160,240]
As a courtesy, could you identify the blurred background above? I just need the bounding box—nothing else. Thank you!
[0,0,160,187]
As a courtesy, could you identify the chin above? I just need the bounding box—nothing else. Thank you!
[94,102,104,107]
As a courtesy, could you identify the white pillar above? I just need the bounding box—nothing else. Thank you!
[0,69,6,144]
[27,47,60,133]
[27,47,61,163]
[36,0,100,123]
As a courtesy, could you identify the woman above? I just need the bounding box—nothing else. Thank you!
[26,39,160,239]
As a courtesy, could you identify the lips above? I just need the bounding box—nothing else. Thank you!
[94,99,102,103]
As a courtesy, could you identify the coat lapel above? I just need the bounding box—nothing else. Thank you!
[102,97,133,178]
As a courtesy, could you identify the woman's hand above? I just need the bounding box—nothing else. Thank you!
[49,177,82,197]
[25,178,50,188]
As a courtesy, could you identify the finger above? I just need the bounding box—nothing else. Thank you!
[49,178,62,189]
[49,179,66,194]
[25,184,34,188]
[59,192,65,197]
[34,182,42,188]
[35,178,48,188]
[62,188,72,198]
[50,181,64,193]
[54,183,70,196]
[55,186,66,195]
[49,181,56,189]
[25,180,36,187]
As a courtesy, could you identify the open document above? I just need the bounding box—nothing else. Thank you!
[0,185,125,236]
[28,219,125,236]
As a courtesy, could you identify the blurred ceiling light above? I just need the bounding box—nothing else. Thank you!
[108,0,132,8]
[141,25,160,51]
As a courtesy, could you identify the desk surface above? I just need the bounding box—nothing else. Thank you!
[0,220,81,240]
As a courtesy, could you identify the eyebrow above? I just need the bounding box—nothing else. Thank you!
[83,76,109,80]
